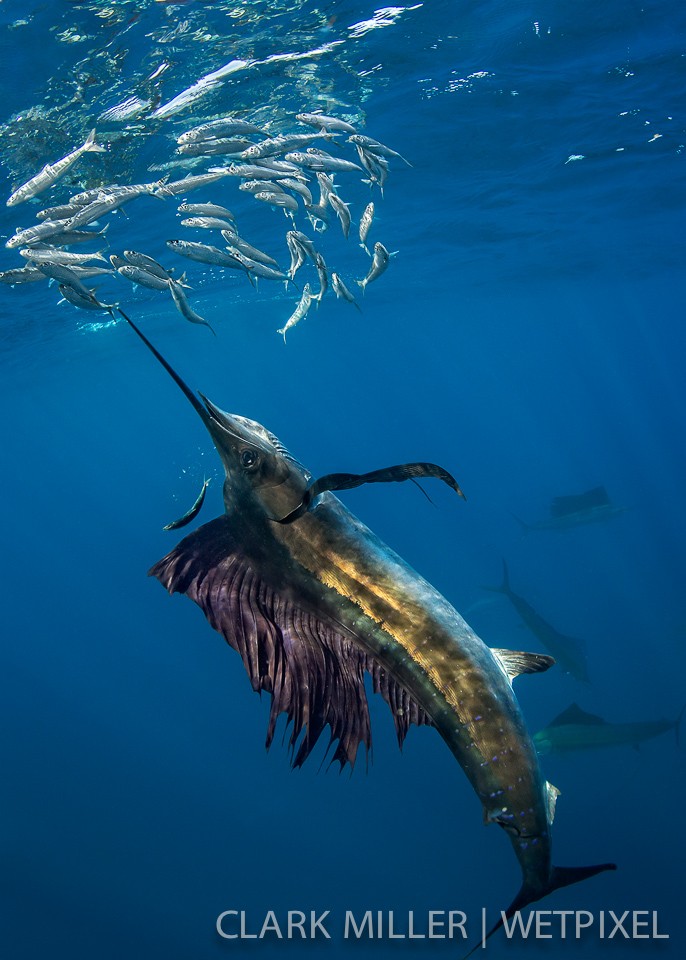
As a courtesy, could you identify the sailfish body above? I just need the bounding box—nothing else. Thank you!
[123,313,614,934]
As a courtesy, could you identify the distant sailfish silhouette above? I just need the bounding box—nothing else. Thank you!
[534,703,686,755]
[514,485,627,533]
[484,561,590,682]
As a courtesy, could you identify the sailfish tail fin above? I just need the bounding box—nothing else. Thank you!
[463,862,616,959]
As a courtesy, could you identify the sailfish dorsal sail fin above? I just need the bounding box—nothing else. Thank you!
[149,515,432,769]
[549,703,608,727]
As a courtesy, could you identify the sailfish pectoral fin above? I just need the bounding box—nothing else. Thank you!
[276,461,466,524]
[149,515,431,768]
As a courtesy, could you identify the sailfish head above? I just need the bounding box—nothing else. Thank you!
[199,395,311,519]
[118,309,310,521]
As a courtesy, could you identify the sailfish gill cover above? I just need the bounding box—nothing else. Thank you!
[0,2,684,960]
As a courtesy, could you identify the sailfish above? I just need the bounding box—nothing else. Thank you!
[119,309,615,942]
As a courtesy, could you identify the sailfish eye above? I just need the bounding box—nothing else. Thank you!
[240,448,260,470]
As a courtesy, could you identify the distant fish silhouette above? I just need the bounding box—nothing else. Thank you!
[534,702,686,755]
[484,561,590,682]
[514,486,627,533]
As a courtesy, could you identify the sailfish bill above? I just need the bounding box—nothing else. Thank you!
[119,308,615,936]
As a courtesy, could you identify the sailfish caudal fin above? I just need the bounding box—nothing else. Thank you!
[464,861,616,958]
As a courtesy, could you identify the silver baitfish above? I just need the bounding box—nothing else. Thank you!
[239,180,287,195]
[167,278,215,334]
[123,251,175,281]
[276,283,313,341]
[177,138,254,158]
[359,201,375,254]
[296,111,358,134]
[58,284,114,311]
[166,240,249,272]
[34,260,102,302]
[224,237,279,268]
[155,171,229,197]
[0,266,46,285]
[6,219,72,249]
[163,478,212,530]
[177,118,266,144]
[331,271,361,312]
[117,265,172,292]
[286,232,307,280]
[180,216,238,232]
[253,192,299,213]
[285,152,362,173]
[357,242,393,292]
[177,202,235,220]
[313,252,328,304]
[6,129,106,207]
[328,193,351,239]
[347,134,412,167]
[20,247,108,265]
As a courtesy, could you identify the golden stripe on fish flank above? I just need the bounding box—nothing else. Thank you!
[313,557,465,714]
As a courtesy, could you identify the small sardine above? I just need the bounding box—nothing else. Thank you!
[279,178,313,204]
[226,250,292,284]
[286,232,307,280]
[304,202,329,232]
[34,261,101,302]
[355,145,389,193]
[347,134,412,167]
[276,283,312,341]
[357,241,393,292]
[155,171,229,197]
[0,266,46,285]
[241,133,329,161]
[7,129,106,207]
[296,111,358,134]
[177,118,266,144]
[313,252,328,304]
[118,265,170,291]
[123,251,174,281]
[58,283,114,312]
[167,278,215,334]
[180,216,238,232]
[285,152,362,173]
[177,202,235,220]
[163,478,212,530]
[177,138,254,157]
[331,272,362,312]
[166,239,248,271]
[36,201,88,221]
[6,219,72,249]
[290,230,318,260]
[224,237,279,268]
[328,193,351,239]
[21,247,108,265]
[316,171,336,207]
[239,180,287,195]
[253,192,299,213]
[208,164,294,181]
[359,201,375,254]
[48,225,109,246]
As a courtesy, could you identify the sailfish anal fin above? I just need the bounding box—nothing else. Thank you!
[149,515,432,769]
[491,648,555,682]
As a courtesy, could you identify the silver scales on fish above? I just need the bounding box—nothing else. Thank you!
[1,108,617,948]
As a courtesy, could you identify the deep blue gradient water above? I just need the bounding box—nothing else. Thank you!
[1,2,685,958]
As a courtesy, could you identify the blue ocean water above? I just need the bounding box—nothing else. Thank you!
[1,1,684,958]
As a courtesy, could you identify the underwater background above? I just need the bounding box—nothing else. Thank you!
[1,1,684,957]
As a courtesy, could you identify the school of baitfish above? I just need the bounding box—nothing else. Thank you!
[1,110,404,337]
